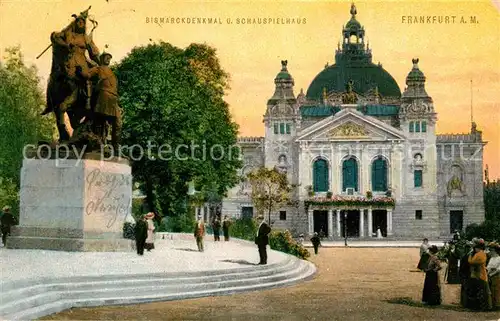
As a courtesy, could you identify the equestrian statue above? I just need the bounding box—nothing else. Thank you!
[39,6,122,152]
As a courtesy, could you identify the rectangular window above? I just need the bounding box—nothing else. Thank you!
[273,123,278,134]
[285,123,291,134]
[421,121,427,132]
[279,211,286,220]
[409,121,414,133]
[415,210,423,220]
[415,121,421,132]
[414,170,423,187]
[280,123,285,134]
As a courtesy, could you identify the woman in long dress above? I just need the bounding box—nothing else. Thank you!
[487,242,500,310]
[417,238,430,271]
[446,241,461,284]
[468,240,492,311]
[144,212,155,251]
[422,245,442,305]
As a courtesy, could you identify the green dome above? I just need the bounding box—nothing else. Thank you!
[306,63,401,100]
[345,18,361,30]
[406,58,426,83]
[276,71,292,80]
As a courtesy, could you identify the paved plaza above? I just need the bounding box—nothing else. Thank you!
[0,236,284,284]
[43,247,500,321]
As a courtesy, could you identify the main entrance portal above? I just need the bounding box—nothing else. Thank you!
[340,210,360,238]
[313,210,328,236]
[372,210,387,237]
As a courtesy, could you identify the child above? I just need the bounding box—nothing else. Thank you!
[311,232,321,255]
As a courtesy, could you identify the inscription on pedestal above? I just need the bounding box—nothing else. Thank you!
[85,168,132,229]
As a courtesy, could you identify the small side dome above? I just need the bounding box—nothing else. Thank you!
[406,58,426,84]
[275,60,292,80]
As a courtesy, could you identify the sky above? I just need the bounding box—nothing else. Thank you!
[0,0,499,179]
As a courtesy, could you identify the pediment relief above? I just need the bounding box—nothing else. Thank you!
[296,109,407,142]
[327,122,369,138]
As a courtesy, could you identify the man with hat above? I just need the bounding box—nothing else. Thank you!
[134,214,148,255]
[255,216,271,265]
[0,206,16,247]
[194,216,205,252]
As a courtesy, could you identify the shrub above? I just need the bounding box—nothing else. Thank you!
[123,222,135,240]
[366,190,373,199]
[229,217,257,241]
[163,208,196,233]
[269,229,310,260]
[326,191,333,198]
[465,220,500,241]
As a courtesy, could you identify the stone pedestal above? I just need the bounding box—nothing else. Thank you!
[8,157,134,252]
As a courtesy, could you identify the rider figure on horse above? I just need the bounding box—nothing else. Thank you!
[41,8,101,142]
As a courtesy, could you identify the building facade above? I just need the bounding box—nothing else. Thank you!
[221,4,486,239]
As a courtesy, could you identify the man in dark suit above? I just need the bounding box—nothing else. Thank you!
[255,216,271,265]
[134,215,148,256]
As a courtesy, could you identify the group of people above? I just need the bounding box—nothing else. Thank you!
[194,215,233,251]
[134,212,156,255]
[418,236,500,310]
[194,215,272,265]
[210,216,232,242]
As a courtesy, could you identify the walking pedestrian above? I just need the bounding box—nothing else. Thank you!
[422,245,442,305]
[194,217,205,252]
[311,232,321,255]
[1,206,16,247]
[144,212,155,251]
[255,216,271,265]
[222,215,231,241]
[134,216,148,256]
[212,217,221,241]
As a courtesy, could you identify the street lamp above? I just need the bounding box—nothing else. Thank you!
[344,211,348,247]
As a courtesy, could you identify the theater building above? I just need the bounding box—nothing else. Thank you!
[220,4,486,239]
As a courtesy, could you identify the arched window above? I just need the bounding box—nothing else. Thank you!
[342,157,358,191]
[313,159,329,192]
[371,157,388,192]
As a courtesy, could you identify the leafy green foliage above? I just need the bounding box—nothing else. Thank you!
[465,220,500,241]
[114,42,241,219]
[269,229,310,260]
[0,46,55,215]
[484,180,500,222]
[163,207,197,232]
[229,217,257,241]
[247,167,292,222]
[123,222,135,240]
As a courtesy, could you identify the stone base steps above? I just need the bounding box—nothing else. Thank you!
[0,256,316,320]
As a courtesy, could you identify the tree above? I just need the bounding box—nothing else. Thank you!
[247,167,292,223]
[0,47,55,217]
[114,42,241,226]
[484,179,500,222]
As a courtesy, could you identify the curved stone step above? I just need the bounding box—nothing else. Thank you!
[0,258,300,315]
[0,257,295,308]
[4,260,315,321]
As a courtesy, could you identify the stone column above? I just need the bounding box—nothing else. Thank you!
[336,209,341,237]
[308,208,314,236]
[359,209,365,237]
[367,208,373,237]
[387,209,393,236]
[328,209,334,239]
